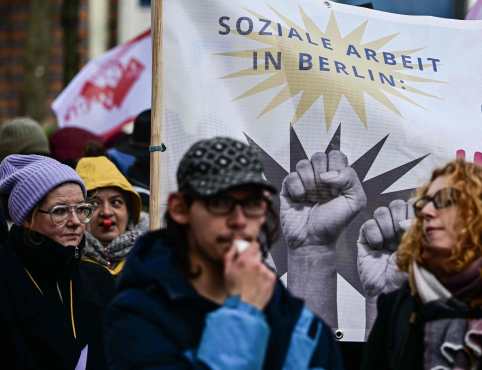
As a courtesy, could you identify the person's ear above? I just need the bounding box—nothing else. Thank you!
[23,210,35,229]
[168,193,190,225]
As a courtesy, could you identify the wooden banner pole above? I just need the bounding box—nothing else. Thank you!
[149,0,164,230]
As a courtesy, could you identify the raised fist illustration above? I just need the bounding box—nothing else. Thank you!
[358,199,412,336]
[357,199,412,298]
[281,151,367,248]
[280,150,366,327]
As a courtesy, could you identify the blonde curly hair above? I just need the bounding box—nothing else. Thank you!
[397,159,482,273]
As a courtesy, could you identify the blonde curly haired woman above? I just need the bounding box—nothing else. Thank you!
[362,159,482,370]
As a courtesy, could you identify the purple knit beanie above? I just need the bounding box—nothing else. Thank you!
[0,154,87,225]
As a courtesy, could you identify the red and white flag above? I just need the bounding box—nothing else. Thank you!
[52,30,151,141]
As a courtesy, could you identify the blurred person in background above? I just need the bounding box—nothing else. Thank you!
[107,109,151,209]
[0,117,51,239]
[107,109,150,185]
[76,156,148,276]
[0,116,50,163]
[49,126,104,168]
[362,159,482,370]
[0,154,114,370]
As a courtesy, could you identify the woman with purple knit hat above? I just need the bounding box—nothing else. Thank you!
[0,154,114,370]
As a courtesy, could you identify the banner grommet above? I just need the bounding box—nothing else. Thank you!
[149,144,167,152]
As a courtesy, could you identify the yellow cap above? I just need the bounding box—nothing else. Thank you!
[76,156,141,224]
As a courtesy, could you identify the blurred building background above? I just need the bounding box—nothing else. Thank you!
[0,0,150,126]
[0,0,477,127]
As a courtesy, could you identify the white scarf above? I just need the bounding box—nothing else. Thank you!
[412,261,452,304]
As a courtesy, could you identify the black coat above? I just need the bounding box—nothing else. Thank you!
[0,226,115,370]
[0,197,8,241]
[362,283,482,370]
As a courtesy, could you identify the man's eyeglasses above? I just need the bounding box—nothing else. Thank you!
[201,195,270,217]
[38,203,95,225]
[413,187,460,217]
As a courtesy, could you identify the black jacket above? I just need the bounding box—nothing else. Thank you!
[362,283,482,370]
[0,225,115,370]
[0,198,8,241]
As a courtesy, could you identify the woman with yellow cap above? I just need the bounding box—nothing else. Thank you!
[76,156,149,275]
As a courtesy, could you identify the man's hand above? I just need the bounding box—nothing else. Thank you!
[224,241,276,310]
[357,199,412,298]
[280,151,367,248]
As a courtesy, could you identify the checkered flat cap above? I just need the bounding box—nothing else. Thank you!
[177,136,276,197]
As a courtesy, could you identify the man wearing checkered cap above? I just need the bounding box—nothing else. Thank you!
[104,136,344,370]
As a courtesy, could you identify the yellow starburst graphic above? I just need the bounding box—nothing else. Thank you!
[217,7,444,128]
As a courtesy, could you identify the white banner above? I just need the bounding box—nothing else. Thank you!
[52,30,151,140]
[161,1,482,341]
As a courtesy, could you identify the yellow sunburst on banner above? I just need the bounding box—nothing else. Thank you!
[217,7,443,128]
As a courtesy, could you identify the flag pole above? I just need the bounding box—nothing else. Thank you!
[149,0,164,230]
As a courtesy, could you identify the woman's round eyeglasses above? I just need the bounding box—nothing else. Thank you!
[38,203,95,225]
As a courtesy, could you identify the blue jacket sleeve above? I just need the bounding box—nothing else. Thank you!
[282,306,344,370]
[197,295,270,370]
